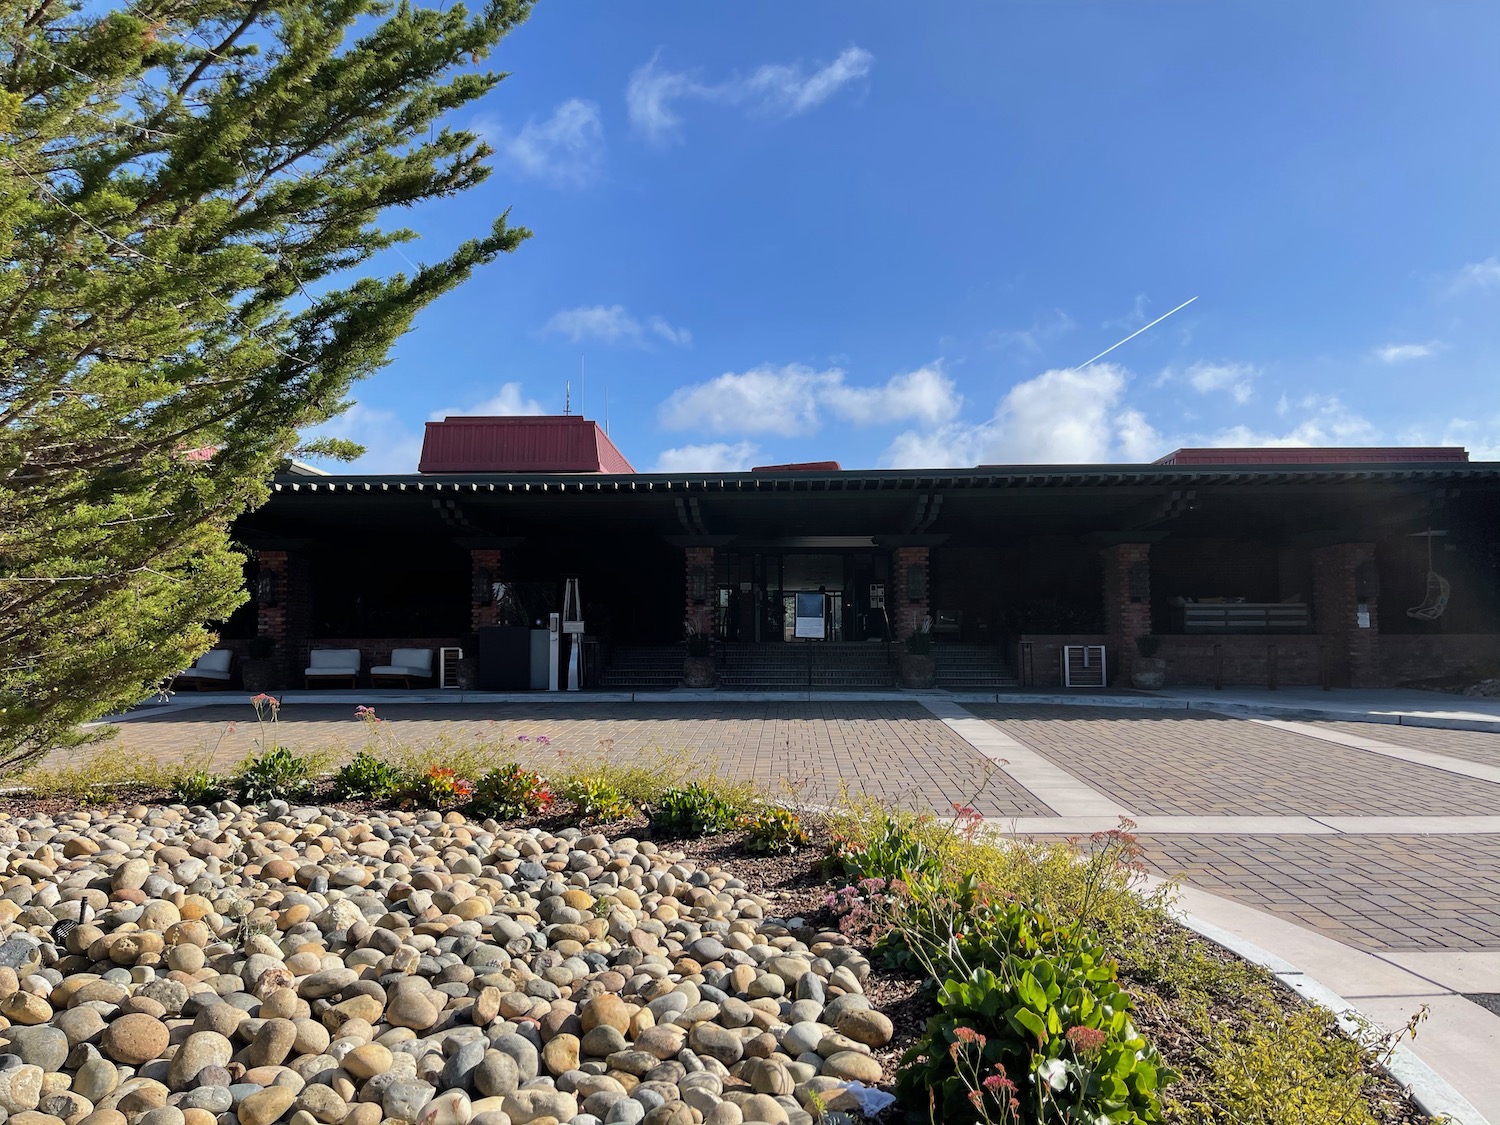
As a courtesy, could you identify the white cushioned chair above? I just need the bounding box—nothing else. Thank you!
[370,648,434,688]
[176,649,234,690]
[304,648,362,688]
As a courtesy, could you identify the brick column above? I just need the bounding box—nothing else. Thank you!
[255,549,310,686]
[1101,543,1152,686]
[684,546,716,639]
[469,548,507,630]
[1312,542,1381,688]
[892,546,930,641]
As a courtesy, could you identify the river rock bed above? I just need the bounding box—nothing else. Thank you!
[0,801,897,1125]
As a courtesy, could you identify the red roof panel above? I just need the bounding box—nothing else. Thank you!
[418,416,636,474]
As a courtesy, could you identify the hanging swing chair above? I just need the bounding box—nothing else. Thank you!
[1406,530,1450,622]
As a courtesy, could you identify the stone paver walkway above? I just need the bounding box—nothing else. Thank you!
[93,696,1500,955]
[966,703,1500,815]
[95,701,1046,818]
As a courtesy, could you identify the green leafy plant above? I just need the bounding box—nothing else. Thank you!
[741,805,810,854]
[904,630,933,656]
[404,766,475,810]
[172,769,229,806]
[896,903,1171,1125]
[832,812,944,883]
[1135,635,1162,659]
[333,750,406,800]
[469,762,552,819]
[652,782,741,837]
[557,773,633,821]
[234,745,318,804]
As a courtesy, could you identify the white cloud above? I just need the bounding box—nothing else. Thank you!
[659,364,838,435]
[659,362,958,436]
[307,403,425,474]
[543,304,691,348]
[1184,361,1257,404]
[1447,256,1500,295]
[444,382,546,418]
[1373,342,1437,363]
[482,99,604,186]
[821,365,961,426]
[882,364,1154,467]
[626,47,873,144]
[988,309,1075,354]
[1401,416,1500,461]
[740,47,874,116]
[1202,394,1376,447]
[652,441,759,472]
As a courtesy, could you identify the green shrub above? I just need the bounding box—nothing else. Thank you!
[904,630,933,656]
[234,745,318,804]
[557,773,632,821]
[897,902,1171,1125]
[333,750,405,800]
[172,768,229,805]
[741,805,810,854]
[469,762,552,819]
[652,782,740,836]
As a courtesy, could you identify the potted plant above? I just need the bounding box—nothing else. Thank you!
[1131,635,1167,690]
[897,629,937,688]
[455,633,480,690]
[683,621,715,688]
[242,636,279,693]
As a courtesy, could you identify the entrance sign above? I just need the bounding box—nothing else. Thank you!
[794,592,826,639]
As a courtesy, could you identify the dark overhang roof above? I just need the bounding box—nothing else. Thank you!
[272,461,1500,495]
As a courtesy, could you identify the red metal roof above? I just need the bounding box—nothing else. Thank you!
[1154,446,1469,466]
[418,416,636,474]
[750,460,843,472]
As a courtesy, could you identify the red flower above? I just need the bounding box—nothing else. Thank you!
[1066,1025,1107,1055]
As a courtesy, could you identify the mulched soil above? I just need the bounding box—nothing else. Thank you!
[0,790,1435,1122]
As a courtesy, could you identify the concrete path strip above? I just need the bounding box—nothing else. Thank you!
[1257,718,1500,786]
[1143,874,1498,1124]
[920,699,1132,817]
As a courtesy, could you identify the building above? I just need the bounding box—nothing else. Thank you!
[223,415,1500,691]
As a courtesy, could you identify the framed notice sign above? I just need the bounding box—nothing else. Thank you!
[794,592,826,639]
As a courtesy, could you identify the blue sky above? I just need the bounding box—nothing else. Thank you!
[317,2,1500,473]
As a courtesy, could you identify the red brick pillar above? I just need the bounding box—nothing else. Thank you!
[255,549,309,686]
[1312,543,1380,688]
[892,546,930,641]
[1102,543,1152,686]
[684,546,716,639]
[469,548,506,630]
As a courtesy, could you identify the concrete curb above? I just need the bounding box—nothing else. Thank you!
[1158,891,1490,1124]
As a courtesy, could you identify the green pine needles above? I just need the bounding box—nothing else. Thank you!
[0,0,533,771]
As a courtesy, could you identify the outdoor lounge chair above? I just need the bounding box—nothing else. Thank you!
[175,649,235,690]
[304,648,361,688]
[370,648,434,688]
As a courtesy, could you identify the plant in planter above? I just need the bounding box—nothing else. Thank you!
[898,628,938,688]
[682,620,715,688]
[241,636,279,693]
[1131,635,1167,690]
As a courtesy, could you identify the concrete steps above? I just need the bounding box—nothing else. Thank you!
[718,642,896,690]
[598,646,684,689]
[932,643,1019,689]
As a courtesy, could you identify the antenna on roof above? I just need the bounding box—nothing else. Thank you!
[564,380,570,416]
[580,354,585,418]
[604,386,610,435]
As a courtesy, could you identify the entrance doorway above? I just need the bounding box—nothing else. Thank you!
[714,549,890,642]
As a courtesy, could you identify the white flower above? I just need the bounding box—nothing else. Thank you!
[1037,1058,1068,1091]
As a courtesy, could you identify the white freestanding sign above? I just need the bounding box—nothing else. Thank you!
[793,592,826,639]
[548,613,561,692]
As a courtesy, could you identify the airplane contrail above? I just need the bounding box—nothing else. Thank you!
[1068,294,1198,370]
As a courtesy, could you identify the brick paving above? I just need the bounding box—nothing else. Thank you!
[83,698,1500,953]
[1316,720,1500,769]
[966,703,1500,815]
[96,701,1046,818]
[1140,833,1500,951]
